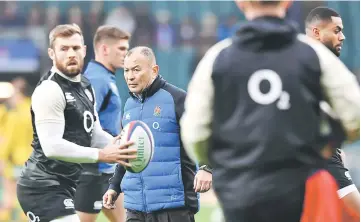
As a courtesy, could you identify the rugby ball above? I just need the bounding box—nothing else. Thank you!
[119,120,154,173]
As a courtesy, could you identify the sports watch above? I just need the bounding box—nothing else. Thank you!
[199,165,212,174]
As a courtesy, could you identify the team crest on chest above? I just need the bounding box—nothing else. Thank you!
[84,89,93,102]
[65,92,76,102]
[124,112,131,120]
[154,106,161,117]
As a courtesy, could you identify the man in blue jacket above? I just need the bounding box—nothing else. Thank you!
[75,25,130,222]
[103,46,213,222]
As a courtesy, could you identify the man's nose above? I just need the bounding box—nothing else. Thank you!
[67,48,76,57]
[339,32,346,41]
[126,72,135,80]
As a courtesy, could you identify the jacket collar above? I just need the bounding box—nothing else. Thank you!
[51,66,81,82]
[89,59,116,75]
[129,75,165,102]
[233,16,298,50]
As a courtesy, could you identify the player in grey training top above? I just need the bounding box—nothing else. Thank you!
[17,24,136,222]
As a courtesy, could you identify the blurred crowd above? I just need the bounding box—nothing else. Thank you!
[0,1,242,71]
[0,1,303,74]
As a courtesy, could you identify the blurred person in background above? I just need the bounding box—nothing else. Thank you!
[67,5,93,70]
[44,6,61,70]
[198,12,218,50]
[155,10,175,51]
[132,3,155,46]
[45,6,61,31]
[178,16,198,50]
[190,12,218,77]
[84,2,105,66]
[306,6,360,220]
[105,7,136,37]
[217,15,238,41]
[181,1,360,222]
[0,1,25,27]
[68,6,83,29]
[75,25,130,222]
[0,77,32,221]
[26,4,46,52]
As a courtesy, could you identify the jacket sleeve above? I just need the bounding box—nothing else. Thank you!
[164,84,187,122]
[180,39,232,165]
[108,163,126,194]
[298,35,360,142]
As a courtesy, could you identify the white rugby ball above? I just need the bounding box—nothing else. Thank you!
[119,120,154,173]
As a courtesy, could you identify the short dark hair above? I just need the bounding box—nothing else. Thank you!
[49,23,83,49]
[305,7,340,28]
[93,25,130,49]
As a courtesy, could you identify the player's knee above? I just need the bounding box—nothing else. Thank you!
[102,197,125,222]
[341,189,360,216]
[50,214,80,222]
[76,211,98,222]
[102,206,126,222]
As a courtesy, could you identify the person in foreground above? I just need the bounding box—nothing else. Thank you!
[305,6,360,220]
[75,25,130,222]
[180,1,360,222]
[16,24,136,222]
[103,46,213,222]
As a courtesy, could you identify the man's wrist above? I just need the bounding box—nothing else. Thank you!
[108,185,121,195]
[199,165,212,174]
[97,149,104,162]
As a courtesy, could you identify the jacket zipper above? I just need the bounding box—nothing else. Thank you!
[139,99,147,212]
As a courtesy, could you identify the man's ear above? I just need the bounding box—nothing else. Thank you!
[312,27,321,40]
[82,45,87,59]
[101,44,109,56]
[152,65,159,79]
[48,48,55,61]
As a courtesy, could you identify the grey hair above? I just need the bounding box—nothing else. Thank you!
[126,46,156,65]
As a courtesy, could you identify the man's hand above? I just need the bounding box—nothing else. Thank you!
[98,138,137,166]
[194,170,212,193]
[103,189,118,209]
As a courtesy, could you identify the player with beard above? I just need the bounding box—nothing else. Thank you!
[16,24,137,222]
[306,7,360,220]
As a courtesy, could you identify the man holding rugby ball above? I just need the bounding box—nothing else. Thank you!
[103,46,213,222]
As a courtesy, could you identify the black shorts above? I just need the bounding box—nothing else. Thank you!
[220,168,343,222]
[221,186,304,222]
[326,159,355,197]
[74,173,113,213]
[17,184,76,222]
[126,208,195,222]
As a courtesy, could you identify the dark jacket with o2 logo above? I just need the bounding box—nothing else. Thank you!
[181,16,360,208]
